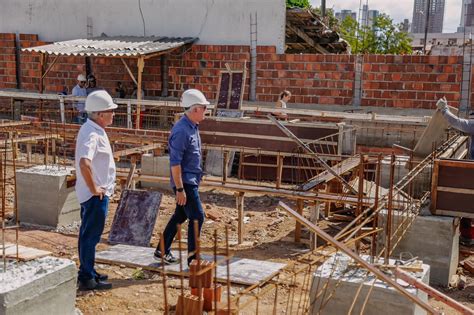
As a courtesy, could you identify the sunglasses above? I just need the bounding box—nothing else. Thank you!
[80,81,86,84]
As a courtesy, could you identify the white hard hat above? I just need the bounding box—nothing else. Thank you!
[77,74,86,81]
[181,89,210,108]
[85,90,118,112]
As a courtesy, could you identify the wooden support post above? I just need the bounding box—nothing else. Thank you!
[26,143,32,164]
[44,139,49,165]
[127,100,132,129]
[276,154,284,189]
[295,199,304,243]
[59,96,65,124]
[222,150,229,184]
[52,139,57,164]
[236,192,245,244]
[385,153,395,264]
[136,57,145,129]
[310,201,320,250]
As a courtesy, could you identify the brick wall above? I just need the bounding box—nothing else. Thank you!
[0,33,17,89]
[0,33,468,110]
[362,55,462,109]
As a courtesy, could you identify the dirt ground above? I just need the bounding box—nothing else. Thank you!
[3,185,474,314]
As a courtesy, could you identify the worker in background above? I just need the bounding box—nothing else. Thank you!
[154,89,209,265]
[437,97,474,158]
[115,81,126,99]
[75,90,117,290]
[437,96,474,245]
[72,74,88,124]
[86,74,101,95]
[274,90,291,120]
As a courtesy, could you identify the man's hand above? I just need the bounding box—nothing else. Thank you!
[92,186,106,200]
[176,190,187,206]
[436,97,448,111]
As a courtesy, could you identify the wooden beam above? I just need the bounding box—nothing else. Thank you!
[41,55,60,79]
[286,22,329,54]
[121,58,138,86]
[136,56,145,129]
[113,143,163,159]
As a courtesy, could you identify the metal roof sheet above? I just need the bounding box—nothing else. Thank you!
[22,36,197,57]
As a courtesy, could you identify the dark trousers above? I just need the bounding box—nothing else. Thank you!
[78,195,109,281]
[161,184,205,263]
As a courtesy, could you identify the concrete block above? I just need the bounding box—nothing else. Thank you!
[0,256,77,315]
[140,154,172,191]
[377,210,459,286]
[16,165,79,228]
[309,253,430,315]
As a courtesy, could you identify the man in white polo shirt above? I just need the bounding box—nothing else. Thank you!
[75,90,117,290]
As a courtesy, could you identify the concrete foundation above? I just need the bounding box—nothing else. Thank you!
[0,256,77,315]
[140,154,172,191]
[377,210,459,286]
[309,253,430,315]
[16,165,80,228]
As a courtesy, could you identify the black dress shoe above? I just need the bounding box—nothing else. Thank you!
[79,278,112,291]
[95,272,108,282]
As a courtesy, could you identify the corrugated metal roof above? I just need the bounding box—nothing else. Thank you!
[22,36,197,57]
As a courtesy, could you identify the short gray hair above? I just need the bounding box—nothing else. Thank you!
[87,111,100,120]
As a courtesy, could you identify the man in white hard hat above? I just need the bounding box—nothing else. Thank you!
[154,89,209,265]
[75,90,117,290]
[72,74,88,124]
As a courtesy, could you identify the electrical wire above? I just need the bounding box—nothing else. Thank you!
[138,0,146,36]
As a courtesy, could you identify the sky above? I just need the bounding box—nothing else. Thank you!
[310,0,463,33]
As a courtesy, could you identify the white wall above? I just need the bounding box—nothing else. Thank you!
[0,0,286,53]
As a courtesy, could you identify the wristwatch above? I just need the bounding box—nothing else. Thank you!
[176,187,184,192]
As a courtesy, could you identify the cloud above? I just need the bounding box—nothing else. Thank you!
[310,0,462,33]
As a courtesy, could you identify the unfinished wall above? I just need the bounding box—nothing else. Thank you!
[0,0,286,53]
[0,32,468,110]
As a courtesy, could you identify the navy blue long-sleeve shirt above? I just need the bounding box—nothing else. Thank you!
[168,114,202,187]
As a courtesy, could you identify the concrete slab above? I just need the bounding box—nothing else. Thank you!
[309,253,430,315]
[16,165,79,228]
[377,210,459,286]
[0,256,77,315]
[96,244,286,286]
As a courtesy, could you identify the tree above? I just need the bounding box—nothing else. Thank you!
[286,0,310,8]
[339,13,412,54]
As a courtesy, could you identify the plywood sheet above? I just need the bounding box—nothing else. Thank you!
[109,189,162,247]
[413,107,458,157]
[96,244,286,286]
[431,159,474,218]
[0,243,51,261]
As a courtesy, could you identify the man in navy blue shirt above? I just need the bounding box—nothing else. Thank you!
[154,89,209,265]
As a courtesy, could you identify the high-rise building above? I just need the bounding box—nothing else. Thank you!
[458,0,474,33]
[411,0,445,33]
[361,5,380,29]
[335,10,357,22]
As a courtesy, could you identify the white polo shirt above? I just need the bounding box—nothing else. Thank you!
[75,119,116,204]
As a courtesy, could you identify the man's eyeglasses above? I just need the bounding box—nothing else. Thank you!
[101,109,115,114]
[80,81,86,84]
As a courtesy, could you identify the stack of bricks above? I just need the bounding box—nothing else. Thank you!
[188,259,222,313]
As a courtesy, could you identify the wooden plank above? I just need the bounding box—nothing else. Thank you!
[295,199,304,243]
[113,143,163,159]
[413,106,458,157]
[0,243,51,261]
[300,155,361,191]
[433,209,474,219]
[437,186,474,195]
[430,160,440,214]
